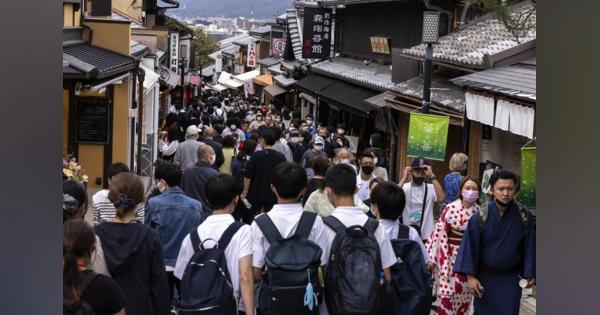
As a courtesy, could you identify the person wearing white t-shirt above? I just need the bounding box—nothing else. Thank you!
[250,162,329,282]
[398,157,445,242]
[356,153,377,202]
[174,174,254,314]
[321,163,397,286]
[370,181,428,262]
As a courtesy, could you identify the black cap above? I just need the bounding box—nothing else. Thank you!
[411,157,429,169]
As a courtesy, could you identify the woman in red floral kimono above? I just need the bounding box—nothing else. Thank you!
[426,176,481,315]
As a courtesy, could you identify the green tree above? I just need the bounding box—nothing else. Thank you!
[192,27,220,71]
[463,0,536,43]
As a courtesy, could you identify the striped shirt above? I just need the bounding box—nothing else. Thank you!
[92,189,145,226]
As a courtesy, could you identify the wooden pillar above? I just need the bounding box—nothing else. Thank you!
[396,112,410,181]
[468,120,482,178]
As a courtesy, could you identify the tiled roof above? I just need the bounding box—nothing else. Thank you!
[274,74,297,87]
[233,35,260,46]
[63,44,135,79]
[258,56,281,67]
[222,44,241,56]
[450,63,536,101]
[391,74,466,113]
[310,56,394,91]
[402,3,536,69]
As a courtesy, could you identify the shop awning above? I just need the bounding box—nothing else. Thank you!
[63,43,135,80]
[233,70,260,82]
[209,84,229,92]
[217,71,243,89]
[294,74,336,95]
[140,64,160,91]
[264,84,287,98]
[253,74,274,87]
[319,80,379,116]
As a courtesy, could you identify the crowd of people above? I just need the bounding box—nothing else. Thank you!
[63,90,536,315]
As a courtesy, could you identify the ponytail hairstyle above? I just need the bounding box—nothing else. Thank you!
[63,180,88,222]
[108,172,145,219]
[63,219,96,307]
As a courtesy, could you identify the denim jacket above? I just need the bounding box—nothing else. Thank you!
[144,187,204,267]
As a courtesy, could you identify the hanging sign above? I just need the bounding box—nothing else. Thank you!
[407,113,449,161]
[302,7,332,59]
[518,147,536,209]
[247,42,257,68]
[244,80,254,98]
[271,31,285,57]
[169,32,180,73]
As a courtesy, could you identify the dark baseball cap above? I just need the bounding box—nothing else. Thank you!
[411,157,429,169]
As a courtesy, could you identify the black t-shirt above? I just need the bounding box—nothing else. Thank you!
[80,270,125,315]
[244,149,287,202]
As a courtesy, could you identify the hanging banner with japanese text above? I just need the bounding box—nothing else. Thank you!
[247,42,257,68]
[271,31,285,57]
[169,32,179,73]
[407,113,449,161]
[244,80,254,98]
[302,7,332,59]
[518,147,536,209]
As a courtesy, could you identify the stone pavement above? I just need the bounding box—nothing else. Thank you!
[462,288,536,315]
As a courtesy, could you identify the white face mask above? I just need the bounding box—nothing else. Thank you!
[306,119,313,126]
[291,137,299,144]
[256,116,263,121]
[337,129,345,135]
[374,157,379,165]
[209,155,216,165]
[230,125,237,130]
[339,158,351,164]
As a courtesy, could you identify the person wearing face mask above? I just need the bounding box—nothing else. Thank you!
[249,113,264,131]
[305,115,317,136]
[317,127,334,158]
[333,147,358,173]
[299,136,328,172]
[222,117,246,146]
[332,123,351,149]
[454,170,535,315]
[144,162,203,305]
[424,176,481,315]
[440,153,469,218]
[398,157,445,242]
[363,148,389,181]
[181,143,220,217]
[356,153,377,202]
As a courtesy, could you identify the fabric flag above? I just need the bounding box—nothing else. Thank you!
[518,147,536,209]
[407,113,449,161]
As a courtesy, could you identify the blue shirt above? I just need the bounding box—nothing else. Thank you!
[145,187,204,267]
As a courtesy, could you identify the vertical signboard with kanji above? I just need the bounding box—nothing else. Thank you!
[302,7,332,59]
[169,32,180,74]
[247,42,257,68]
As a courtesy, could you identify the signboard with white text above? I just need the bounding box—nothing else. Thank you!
[169,32,179,73]
[302,7,332,59]
[247,42,257,68]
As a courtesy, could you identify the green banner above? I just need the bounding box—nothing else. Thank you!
[407,113,449,161]
[518,147,536,209]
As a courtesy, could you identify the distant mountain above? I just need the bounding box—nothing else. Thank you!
[166,0,294,19]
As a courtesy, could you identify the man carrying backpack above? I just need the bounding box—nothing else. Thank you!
[320,164,397,315]
[174,174,254,315]
[454,170,535,315]
[250,162,328,315]
[370,182,432,315]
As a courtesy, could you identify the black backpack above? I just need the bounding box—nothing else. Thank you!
[63,272,99,315]
[323,216,385,315]
[255,211,323,315]
[389,224,432,315]
[177,222,244,315]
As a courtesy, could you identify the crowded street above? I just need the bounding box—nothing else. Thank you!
[63,0,537,314]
